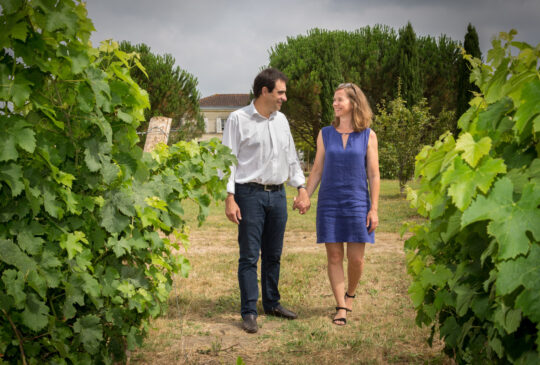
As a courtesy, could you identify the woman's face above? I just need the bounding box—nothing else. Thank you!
[333,89,352,118]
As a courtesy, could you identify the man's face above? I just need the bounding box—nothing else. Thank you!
[265,79,287,112]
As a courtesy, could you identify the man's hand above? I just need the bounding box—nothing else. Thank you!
[292,188,311,214]
[225,194,242,224]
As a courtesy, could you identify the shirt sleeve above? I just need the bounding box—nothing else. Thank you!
[221,114,239,194]
[286,127,306,188]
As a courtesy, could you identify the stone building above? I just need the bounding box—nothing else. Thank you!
[198,93,250,141]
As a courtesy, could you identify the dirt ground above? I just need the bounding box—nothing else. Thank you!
[130,231,433,365]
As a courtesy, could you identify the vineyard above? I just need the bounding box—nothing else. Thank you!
[0,2,234,363]
[405,32,540,363]
[1,1,539,364]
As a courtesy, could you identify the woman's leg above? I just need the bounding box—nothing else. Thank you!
[345,242,366,310]
[325,242,347,324]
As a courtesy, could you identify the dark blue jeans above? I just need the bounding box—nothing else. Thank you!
[234,183,288,318]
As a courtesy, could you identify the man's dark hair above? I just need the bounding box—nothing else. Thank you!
[252,68,288,98]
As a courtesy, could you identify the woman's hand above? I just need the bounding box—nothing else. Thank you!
[366,209,379,233]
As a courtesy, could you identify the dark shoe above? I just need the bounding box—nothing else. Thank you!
[242,314,258,333]
[265,305,298,320]
[333,306,349,326]
[345,291,356,312]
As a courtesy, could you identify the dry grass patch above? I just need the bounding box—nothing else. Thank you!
[130,181,450,364]
[131,231,451,364]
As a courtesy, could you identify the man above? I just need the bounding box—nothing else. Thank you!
[222,68,310,333]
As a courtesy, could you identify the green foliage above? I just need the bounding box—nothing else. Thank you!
[457,24,482,117]
[0,1,235,363]
[397,22,423,107]
[268,25,461,150]
[405,31,540,363]
[119,41,205,143]
[373,85,435,189]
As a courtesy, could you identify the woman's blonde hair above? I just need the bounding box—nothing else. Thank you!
[332,83,373,131]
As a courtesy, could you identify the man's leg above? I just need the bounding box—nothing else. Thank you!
[235,184,265,318]
[261,188,288,312]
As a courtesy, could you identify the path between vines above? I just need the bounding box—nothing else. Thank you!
[132,231,415,364]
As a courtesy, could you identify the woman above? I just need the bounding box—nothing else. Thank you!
[299,82,380,325]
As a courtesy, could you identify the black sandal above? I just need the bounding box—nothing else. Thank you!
[333,306,349,326]
[345,292,356,311]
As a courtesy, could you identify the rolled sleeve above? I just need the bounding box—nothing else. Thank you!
[221,115,239,194]
[286,132,306,188]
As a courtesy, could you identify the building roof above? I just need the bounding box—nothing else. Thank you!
[199,94,251,108]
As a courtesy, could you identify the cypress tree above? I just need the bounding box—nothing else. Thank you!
[397,22,422,106]
[457,23,482,117]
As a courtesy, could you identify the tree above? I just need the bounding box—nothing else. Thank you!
[397,22,423,107]
[269,29,344,150]
[0,1,234,362]
[373,82,433,191]
[268,25,459,153]
[405,31,540,363]
[119,41,205,142]
[269,26,399,149]
[457,23,482,117]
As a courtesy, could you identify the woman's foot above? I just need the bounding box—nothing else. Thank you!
[332,306,350,326]
[345,291,356,311]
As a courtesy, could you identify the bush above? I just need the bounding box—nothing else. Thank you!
[405,31,540,363]
[0,1,234,363]
[373,87,433,191]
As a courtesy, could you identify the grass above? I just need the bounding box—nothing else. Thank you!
[130,180,449,364]
[184,179,424,234]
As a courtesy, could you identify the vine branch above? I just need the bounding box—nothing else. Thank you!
[2,309,27,365]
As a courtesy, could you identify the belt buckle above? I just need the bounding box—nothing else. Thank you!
[263,184,272,192]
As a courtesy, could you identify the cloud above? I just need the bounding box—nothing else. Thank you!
[86,0,540,96]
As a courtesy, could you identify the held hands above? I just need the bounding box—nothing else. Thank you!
[292,188,311,214]
[366,209,379,233]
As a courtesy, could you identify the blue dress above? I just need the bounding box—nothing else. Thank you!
[316,126,375,244]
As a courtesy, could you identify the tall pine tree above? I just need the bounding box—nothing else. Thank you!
[397,22,422,107]
[457,23,482,117]
[119,41,205,142]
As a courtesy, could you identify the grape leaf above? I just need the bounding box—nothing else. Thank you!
[73,315,103,354]
[17,231,44,255]
[2,269,26,308]
[462,178,540,259]
[0,116,36,161]
[477,97,513,132]
[1,0,24,14]
[0,63,10,100]
[100,203,130,233]
[455,133,492,168]
[0,163,24,196]
[0,134,18,161]
[60,231,87,259]
[21,293,48,332]
[11,74,32,108]
[0,239,35,274]
[516,289,540,322]
[44,1,78,36]
[64,274,85,319]
[514,79,540,135]
[442,156,506,210]
[496,245,540,295]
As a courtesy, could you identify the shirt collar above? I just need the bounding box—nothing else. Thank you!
[249,101,277,120]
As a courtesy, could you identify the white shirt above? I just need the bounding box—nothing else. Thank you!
[222,101,305,194]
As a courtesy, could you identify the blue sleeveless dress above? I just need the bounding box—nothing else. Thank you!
[316,126,375,244]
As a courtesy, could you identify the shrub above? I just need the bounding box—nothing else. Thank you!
[0,1,234,363]
[405,31,540,363]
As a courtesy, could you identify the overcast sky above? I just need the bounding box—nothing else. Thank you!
[86,0,540,98]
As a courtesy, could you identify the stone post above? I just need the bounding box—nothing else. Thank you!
[143,116,172,152]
